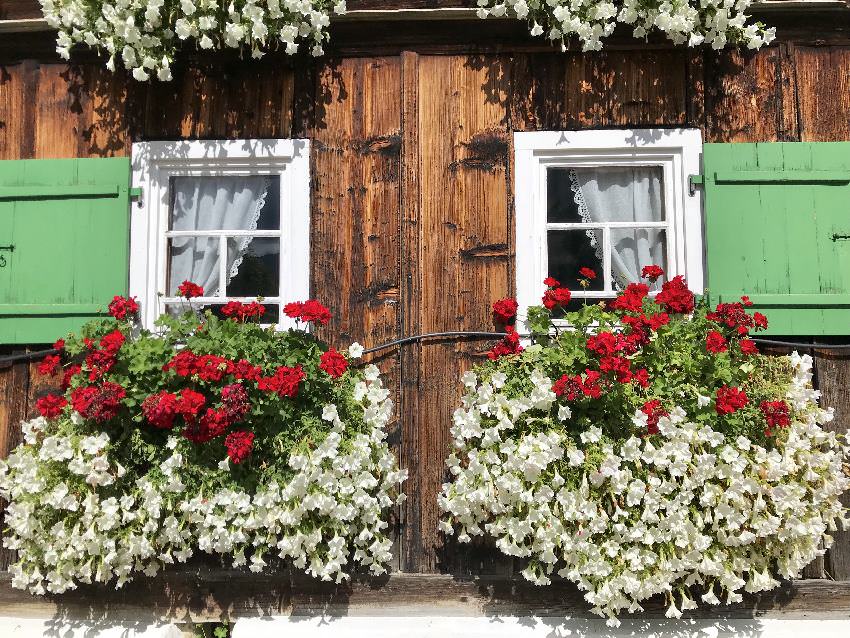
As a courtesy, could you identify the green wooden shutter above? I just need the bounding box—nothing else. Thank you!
[702,142,850,335]
[0,157,132,344]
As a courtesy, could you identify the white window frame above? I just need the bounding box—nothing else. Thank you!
[514,128,703,325]
[130,139,310,330]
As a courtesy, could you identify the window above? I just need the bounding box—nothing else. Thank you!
[514,129,703,321]
[130,139,310,330]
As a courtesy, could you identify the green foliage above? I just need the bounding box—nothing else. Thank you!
[54,308,364,496]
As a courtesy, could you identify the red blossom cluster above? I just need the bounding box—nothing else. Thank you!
[655,275,695,314]
[552,370,603,400]
[257,365,306,398]
[705,330,728,354]
[224,430,255,464]
[760,400,791,436]
[641,399,668,435]
[319,348,349,379]
[177,281,204,299]
[707,297,768,336]
[487,326,523,360]
[608,283,649,313]
[542,277,572,310]
[38,354,61,376]
[492,298,519,325]
[715,385,748,415]
[578,267,597,281]
[71,381,126,422]
[641,265,664,282]
[108,295,139,321]
[585,330,650,387]
[36,394,67,418]
[84,329,126,381]
[221,300,266,322]
[284,300,332,325]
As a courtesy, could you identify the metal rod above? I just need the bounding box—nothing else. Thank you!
[2,333,849,368]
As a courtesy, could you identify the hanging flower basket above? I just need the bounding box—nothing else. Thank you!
[438,267,850,625]
[0,289,406,594]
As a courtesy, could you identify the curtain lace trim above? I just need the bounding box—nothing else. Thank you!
[213,177,272,297]
[568,169,626,291]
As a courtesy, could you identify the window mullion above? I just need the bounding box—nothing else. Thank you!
[602,227,612,293]
[219,235,228,298]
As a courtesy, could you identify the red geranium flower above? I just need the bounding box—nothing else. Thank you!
[655,275,694,314]
[739,339,759,356]
[177,281,204,299]
[599,355,633,383]
[543,277,561,287]
[487,326,523,360]
[492,298,519,325]
[258,365,306,398]
[284,299,332,325]
[760,400,790,436]
[71,382,126,422]
[631,368,650,388]
[176,389,207,421]
[705,330,727,354]
[38,354,61,376]
[53,338,65,352]
[552,369,602,400]
[641,265,664,282]
[715,385,748,415]
[108,295,139,321]
[319,348,349,379]
[61,364,82,391]
[233,359,262,381]
[221,383,250,422]
[224,430,255,464]
[142,391,180,429]
[578,267,597,280]
[542,287,571,310]
[609,283,649,314]
[753,312,768,330]
[641,399,668,435]
[36,394,67,419]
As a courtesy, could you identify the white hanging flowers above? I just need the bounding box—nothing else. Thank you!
[439,352,849,625]
[39,0,343,81]
[39,1,775,81]
[476,0,775,51]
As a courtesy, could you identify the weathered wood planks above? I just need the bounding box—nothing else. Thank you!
[0,34,849,580]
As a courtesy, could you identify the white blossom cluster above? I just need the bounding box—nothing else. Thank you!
[39,0,348,81]
[438,353,850,624]
[0,365,406,594]
[476,0,775,51]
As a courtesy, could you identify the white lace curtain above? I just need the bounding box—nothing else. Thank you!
[168,176,270,297]
[570,167,665,290]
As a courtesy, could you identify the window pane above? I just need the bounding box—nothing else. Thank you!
[547,168,584,223]
[547,230,605,291]
[167,236,220,297]
[547,166,664,224]
[226,237,280,298]
[610,228,667,291]
[169,175,280,231]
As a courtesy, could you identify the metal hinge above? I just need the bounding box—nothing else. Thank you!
[130,186,143,207]
[688,174,704,197]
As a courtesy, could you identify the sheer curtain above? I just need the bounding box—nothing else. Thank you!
[168,176,270,297]
[570,167,665,290]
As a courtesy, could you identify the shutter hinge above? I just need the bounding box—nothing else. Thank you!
[129,186,143,207]
[688,174,704,197]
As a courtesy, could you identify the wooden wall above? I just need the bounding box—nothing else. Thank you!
[1,19,850,579]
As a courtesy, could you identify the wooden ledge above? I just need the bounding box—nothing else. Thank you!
[1,571,849,623]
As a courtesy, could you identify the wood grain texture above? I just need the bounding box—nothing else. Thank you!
[793,46,850,142]
[704,48,788,143]
[0,357,31,570]
[410,54,512,572]
[0,571,849,622]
